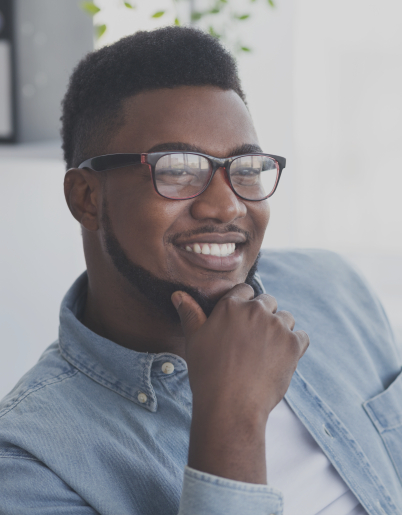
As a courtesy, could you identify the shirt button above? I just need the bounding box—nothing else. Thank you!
[162,362,175,374]
[137,392,148,404]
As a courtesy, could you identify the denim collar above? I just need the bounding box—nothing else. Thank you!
[58,272,187,413]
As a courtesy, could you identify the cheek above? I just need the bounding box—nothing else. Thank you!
[105,177,184,267]
[250,201,270,243]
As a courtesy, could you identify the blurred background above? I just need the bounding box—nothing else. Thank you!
[1,0,401,399]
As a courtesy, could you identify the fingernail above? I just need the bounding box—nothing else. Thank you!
[171,292,183,310]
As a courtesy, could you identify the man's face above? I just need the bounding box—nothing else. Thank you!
[98,86,270,314]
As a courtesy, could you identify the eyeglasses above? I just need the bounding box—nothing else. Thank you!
[78,151,286,201]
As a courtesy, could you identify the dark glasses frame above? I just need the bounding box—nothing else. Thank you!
[77,151,286,201]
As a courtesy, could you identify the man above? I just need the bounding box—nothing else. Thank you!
[0,27,401,515]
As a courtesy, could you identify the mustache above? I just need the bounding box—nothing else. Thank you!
[167,224,251,245]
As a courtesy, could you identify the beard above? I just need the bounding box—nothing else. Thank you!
[101,200,261,323]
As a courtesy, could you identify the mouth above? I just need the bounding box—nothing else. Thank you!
[172,233,247,272]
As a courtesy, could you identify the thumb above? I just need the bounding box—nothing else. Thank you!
[171,291,207,338]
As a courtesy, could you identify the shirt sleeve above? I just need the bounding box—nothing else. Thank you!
[0,453,98,515]
[178,466,284,515]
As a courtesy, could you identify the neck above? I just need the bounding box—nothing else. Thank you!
[82,268,187,359]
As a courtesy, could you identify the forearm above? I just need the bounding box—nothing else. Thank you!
[188,403,267,484]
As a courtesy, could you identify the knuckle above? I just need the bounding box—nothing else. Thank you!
[288,331,299,347]
[242,283,255,294]
[232,283,254,296]
[221,296,238,307]
[300,330,310,347]
[297,329,309,342]
[295,330,310,355]
[219,296,239,314]
[268,314,285,333]
[255,293,278,311]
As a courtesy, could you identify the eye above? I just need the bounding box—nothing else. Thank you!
[233,168,260,176]
[155,167,200,186]
[164,168,193,176]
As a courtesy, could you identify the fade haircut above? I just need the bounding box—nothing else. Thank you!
[61,26,246,169]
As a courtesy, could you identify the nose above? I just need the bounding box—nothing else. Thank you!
[190,167,247,223]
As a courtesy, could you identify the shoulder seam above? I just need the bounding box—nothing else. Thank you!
[0,368,79,420]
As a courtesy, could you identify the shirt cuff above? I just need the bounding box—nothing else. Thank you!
[178,466,283,515]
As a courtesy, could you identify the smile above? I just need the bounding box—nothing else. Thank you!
[182,242,236,257]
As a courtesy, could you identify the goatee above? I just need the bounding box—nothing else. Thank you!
[102,200,261,323]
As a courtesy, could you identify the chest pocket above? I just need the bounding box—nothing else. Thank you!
[363,369,402,485]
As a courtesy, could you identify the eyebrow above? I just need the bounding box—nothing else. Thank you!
[145,142,263,157]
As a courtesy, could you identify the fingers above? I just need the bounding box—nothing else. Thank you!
[220,283,256,302]
[294,330,310,357]
[254,293,278,314]
[276,310,295,330]
[221,286,278,315]
[171,291,207,338]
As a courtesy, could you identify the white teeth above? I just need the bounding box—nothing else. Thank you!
[183,242,237,257]
[210,243,220,256]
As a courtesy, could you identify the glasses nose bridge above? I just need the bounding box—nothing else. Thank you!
[210,156,229,177]
[205,156,236,199]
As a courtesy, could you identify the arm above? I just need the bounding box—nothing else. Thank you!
[0,450,98,515]
[172,284,309,514]
[0,450,283,515]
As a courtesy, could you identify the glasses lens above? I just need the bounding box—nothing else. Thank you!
[154,153,212,198]
[229,155,279,200]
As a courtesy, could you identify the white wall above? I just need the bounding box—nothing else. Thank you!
[291,0,402,346]
[0,152,85,399]
[293,0,402,254]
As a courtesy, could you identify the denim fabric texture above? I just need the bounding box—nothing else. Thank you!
[0,249,401,515]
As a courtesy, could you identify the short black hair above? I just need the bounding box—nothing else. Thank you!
[61,26,246,169]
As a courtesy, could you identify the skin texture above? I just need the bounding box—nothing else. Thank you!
[64,85,309,485]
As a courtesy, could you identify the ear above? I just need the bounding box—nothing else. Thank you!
[64,168,102,231]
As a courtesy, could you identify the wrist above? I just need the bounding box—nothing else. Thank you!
[188,403,267,484]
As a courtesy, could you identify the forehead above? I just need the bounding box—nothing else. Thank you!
[108,86,259,157]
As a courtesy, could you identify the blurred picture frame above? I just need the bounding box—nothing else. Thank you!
[0,0,15,143]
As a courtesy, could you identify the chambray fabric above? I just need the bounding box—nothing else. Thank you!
[0,249,401,515]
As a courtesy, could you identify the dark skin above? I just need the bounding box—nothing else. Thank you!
[65,85,309,485]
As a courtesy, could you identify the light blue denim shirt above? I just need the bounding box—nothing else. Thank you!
[0,249,401,515]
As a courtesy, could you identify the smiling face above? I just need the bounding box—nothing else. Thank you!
[89,86,270,317]
[98,86,270,304]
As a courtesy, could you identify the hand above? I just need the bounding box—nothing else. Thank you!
[171,284,309,484]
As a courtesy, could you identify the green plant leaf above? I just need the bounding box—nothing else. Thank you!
[237,14,250,20]
[191,11,203,21]
[268,0,275,6]
[208,26,221,38]
[241,46,251,52]
[81,2,100,15]
[124,2,135,8]
[174,17,180,26]
[152,10,165,18]
[209,8,220,14]
[95,23,107,38]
